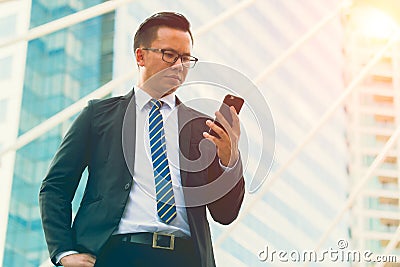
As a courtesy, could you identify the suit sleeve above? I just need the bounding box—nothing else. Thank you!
[207,153,245,225]
[39,102,92,265]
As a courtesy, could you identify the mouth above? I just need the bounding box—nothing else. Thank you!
[165,75,182,82]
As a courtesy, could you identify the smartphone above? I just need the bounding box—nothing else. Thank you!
[209,94,245,138]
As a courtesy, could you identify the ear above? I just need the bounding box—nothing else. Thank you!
[135,48,145,67]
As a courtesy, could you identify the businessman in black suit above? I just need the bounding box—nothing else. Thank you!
[39,12,245,267]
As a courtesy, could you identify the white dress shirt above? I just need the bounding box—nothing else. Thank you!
[114,88,191,237]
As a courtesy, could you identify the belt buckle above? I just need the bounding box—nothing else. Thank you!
[152,232,175,250]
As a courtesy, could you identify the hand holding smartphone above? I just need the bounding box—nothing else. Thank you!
[209,94,244,138]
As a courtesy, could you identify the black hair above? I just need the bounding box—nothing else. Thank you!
[133,12,193,52]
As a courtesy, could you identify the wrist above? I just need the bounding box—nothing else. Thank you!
[222,150,239,167]
[56,251,79,265]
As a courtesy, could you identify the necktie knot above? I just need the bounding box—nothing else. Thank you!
[150,99,163,110]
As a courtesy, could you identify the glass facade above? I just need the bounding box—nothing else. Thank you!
[0,56,13,80]
[0,14,17,40]
[343,3,400,265]
[0,98,8,124]
[0,1,30,265]
[2,0,115,266]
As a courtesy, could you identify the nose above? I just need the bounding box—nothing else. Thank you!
[171,56,184,71]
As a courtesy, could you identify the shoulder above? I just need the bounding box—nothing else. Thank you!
[87,90,133,116]
[89,90,132,108]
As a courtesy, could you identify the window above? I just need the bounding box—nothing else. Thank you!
[0,56,13,80]
[0,14,17,40]
[0,98,8,123]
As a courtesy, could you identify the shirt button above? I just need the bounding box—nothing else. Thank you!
[124,183,131,190]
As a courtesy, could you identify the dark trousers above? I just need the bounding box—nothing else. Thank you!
[94,235,201,267]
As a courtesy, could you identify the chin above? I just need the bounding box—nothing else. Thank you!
[164,79,181,90]
[161,87,178,97]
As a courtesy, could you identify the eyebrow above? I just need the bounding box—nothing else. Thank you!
[162,48,191,56]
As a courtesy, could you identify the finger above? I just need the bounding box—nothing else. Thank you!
[83,262,95,267]
[206,119,228,140]
[230,106,240,131]
[214,112,237,147]
[83,254,96,264]
[214,112,233,138]
[87,258,96,265]
[203,131,222,146]
[83,263,95,267]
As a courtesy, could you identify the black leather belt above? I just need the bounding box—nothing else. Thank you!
[117,232,191,251]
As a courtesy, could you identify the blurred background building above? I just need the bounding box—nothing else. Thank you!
[0,0,31,265]
[1,0,115,266]
[0,0,398,266]
[343,1,400,266]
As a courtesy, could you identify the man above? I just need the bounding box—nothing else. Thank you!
[39,12,245,267]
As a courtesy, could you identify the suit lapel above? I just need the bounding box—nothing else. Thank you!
[177,98,192,187]
[176,98,204,261]
[121,89,136,178]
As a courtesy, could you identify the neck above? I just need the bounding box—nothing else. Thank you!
[137,81,177,100]
[139,85,159,99]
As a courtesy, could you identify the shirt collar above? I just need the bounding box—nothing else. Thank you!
[135,87,176,110]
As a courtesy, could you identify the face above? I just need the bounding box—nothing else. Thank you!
[136,26,193,98]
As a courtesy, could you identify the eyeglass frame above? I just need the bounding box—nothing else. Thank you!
[141,48,199,68]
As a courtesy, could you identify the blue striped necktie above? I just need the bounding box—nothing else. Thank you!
[148,99,177,224]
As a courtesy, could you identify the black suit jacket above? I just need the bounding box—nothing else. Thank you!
[39,89,245,267]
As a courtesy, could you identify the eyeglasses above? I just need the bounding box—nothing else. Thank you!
[142,48,198,68]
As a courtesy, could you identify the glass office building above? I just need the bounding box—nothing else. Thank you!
[2,0,115,266]
[1,0,351,266]
[343,3,400,266]
[0,0,31,265]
